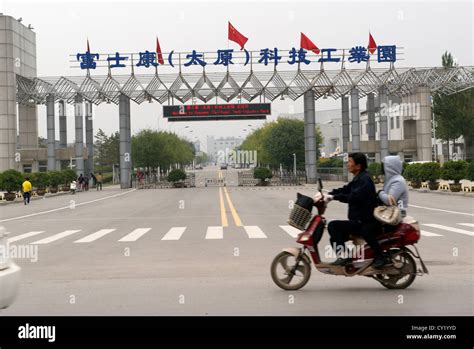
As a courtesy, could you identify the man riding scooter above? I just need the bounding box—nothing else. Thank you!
[322,153,387,269]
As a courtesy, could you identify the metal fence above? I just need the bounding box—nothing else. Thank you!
[317,167,345,182]
[238,169,306,186]
[132,172,195,189]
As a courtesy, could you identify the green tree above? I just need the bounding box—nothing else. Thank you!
[131,130,194,170]
[195,152,209,165]
[94,129,120,170]
[432,52,474,160]
[240,118,323,169]
[240,125,274,165]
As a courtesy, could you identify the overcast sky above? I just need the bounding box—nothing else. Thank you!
[1,0,472,152]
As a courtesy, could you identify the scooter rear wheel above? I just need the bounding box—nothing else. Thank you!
[271,251,311,290]
[376,250,417,289]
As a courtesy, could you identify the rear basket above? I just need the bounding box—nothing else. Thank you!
[288,204,312,231]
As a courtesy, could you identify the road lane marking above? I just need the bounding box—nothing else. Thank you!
[421,230,443,237]
[457,223,474,228]
[205,226,223,239]
[280,225,301,238]
[161,227,186,240]
[118,228,152,242]
[8,231,45,243]
[0,189,137,223]
[409,205,473,217]
[223,187,243,227]
[31,230,82,244]
[243,226,267,239]
[218,187,229,227]
[422,224,474,237]
[74,229,117,243]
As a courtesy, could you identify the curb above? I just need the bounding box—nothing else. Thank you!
[408,188,474,197]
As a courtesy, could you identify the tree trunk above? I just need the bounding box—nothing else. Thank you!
[453,139,457,160]
[447,140,450,160]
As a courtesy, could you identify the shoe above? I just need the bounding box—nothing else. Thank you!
[372,255,387,269]
[331,257,352,266]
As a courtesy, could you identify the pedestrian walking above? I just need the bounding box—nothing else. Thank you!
[22,177,32,205]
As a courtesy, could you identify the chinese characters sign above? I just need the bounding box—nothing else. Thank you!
[75,45,397,70]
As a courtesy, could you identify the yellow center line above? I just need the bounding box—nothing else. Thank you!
[218,187,229,227]
[223,186,243,227]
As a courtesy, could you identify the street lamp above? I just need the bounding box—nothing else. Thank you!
[293,153,296,176]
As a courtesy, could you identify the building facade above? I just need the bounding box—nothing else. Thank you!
[206,136,244,163]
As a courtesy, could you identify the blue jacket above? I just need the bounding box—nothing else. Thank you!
[329,170,377,223]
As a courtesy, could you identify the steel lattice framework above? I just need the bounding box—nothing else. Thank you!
[16,66,473,106]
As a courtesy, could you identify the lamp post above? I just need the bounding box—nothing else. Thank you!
[293,153,296,176]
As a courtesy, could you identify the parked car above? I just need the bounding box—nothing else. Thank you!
[0,226,20,309]
[220,164,228,170]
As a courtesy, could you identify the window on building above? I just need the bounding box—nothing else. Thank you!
[390,117,394,130]
[396,116,400,129]
[365,123,369,134]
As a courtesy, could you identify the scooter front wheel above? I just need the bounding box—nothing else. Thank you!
[271,251,311,291]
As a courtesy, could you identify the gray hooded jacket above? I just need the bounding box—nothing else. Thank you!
[378,155,409,216]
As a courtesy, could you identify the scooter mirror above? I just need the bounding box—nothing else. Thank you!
[318,178,323,193]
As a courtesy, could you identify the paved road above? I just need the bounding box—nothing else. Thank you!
[1,169,472,315]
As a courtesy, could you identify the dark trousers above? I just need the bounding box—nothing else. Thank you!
[23,191,31,203]
[328,220,383,257]
[96,182,102,190]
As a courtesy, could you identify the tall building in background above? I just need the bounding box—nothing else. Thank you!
[206,136,244,163]
[0,14,38,172]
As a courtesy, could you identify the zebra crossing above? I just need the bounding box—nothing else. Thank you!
[5,222,473,246]
[421,223,474,237]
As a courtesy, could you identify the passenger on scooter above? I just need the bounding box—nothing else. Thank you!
[378,155,408,218]
[323,153,386,268]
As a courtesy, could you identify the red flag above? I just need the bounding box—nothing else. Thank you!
[87,38,90,52]
[368,32,377,54]
[156,37,164,65]
[300,32,320,54]
[228,22,248,50]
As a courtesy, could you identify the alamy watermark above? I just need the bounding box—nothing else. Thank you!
[379,101,421,121]
[324,243,365,260]
[217,148,257,166]
[0,242,39,263]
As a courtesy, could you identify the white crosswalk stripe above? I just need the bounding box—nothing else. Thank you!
[75,229,117,243]
[421,230,443,237]
[8,231,45,243]
[279,225,301,238]
[31,230,82,244]
[118,228,151,242]
[11,222,472,246]
[457,223,474,228]
[205,226,223,239]
[422,224,474,237]
[243,226,267,239]
[162,227,186,240]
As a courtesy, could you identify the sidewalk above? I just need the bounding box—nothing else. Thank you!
[0,184,121,206]
[306,181,474,197]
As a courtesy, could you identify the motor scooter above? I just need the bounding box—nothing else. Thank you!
[270,179,428,290]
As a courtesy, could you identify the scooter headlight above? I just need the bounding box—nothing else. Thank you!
[299,234,310,242]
